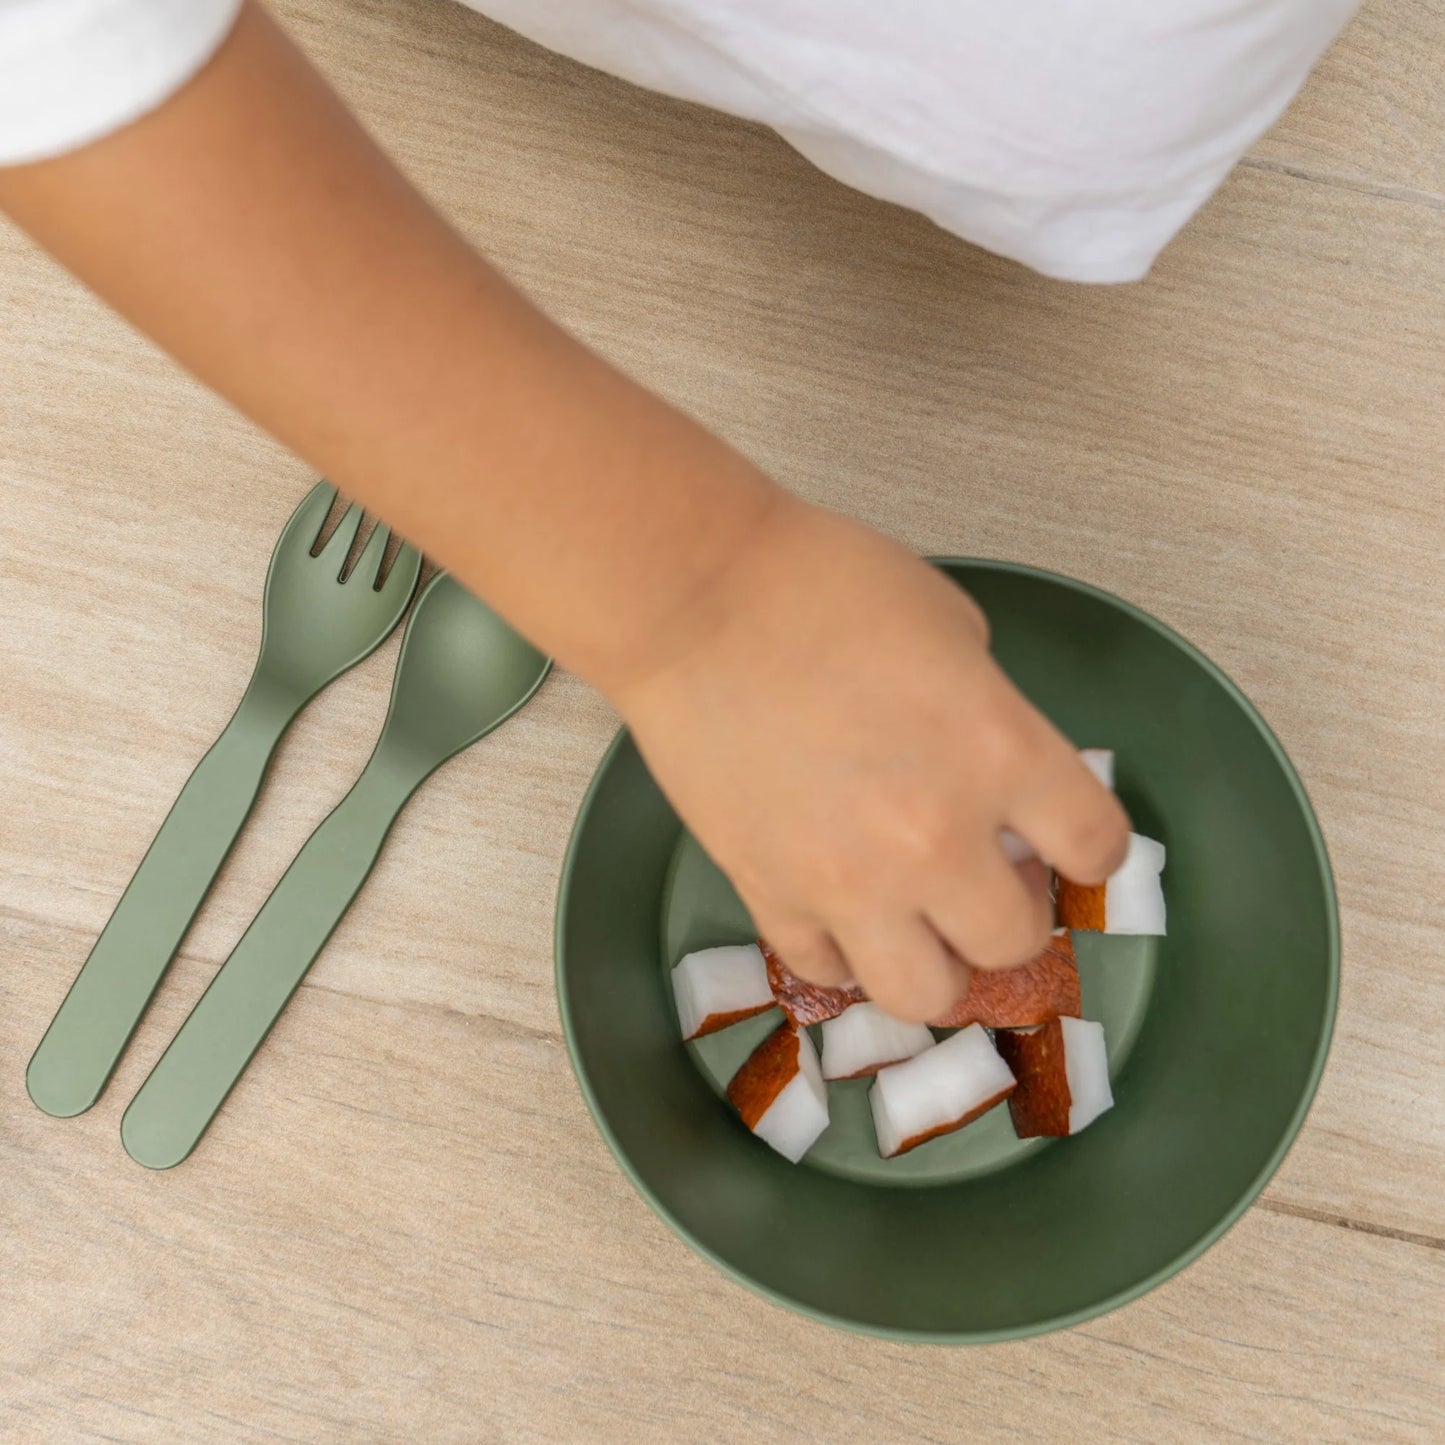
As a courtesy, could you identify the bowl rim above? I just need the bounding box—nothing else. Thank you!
[554,557,1341,1343]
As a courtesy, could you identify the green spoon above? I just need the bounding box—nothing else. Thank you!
[120,572,550,1169]
[27,483,421,1119]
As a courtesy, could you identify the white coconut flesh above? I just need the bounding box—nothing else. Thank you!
[672,943,772,1040]
[1103,832,1167,935]
[869,1025,1016,1158]
[1080,748,1115,790]
[752,1028,830,1163]
[1060,1016,1114,1134]
[820,1003,934,1080]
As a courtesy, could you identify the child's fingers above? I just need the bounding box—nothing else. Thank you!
[835,913,970,1024]
[924,846,1054,973]
[1006,750,1130,885]
[1013,855,1055,902]
[755,920,851,987]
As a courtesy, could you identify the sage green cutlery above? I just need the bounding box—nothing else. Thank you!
[120,572,551,1168]
[27,483,421,1119]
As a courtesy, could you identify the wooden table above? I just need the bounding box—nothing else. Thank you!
[2,2,1441,1438]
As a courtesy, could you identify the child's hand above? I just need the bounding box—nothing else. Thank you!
[617,499,1130,1023]
[0,2,1125,1029]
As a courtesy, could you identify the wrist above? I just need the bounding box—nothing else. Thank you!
[598,480,810,707]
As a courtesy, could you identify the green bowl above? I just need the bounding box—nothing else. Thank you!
[556,560,1338,1341]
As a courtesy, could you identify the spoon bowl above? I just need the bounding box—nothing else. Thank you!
[375,571,553,787]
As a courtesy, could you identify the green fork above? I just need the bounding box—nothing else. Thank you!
[27,483,421,1119]
[120,572,550,1169]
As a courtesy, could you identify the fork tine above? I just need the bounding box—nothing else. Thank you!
[277,481,338,557]
[350,522,391,588]
[380,541,423,601]
[315,502,364,576]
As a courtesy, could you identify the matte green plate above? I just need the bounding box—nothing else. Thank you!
[556,560,1338,1341]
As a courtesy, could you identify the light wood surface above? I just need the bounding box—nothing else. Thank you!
[2,1,1441,1439]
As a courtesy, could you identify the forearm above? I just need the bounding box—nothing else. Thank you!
[0,1,780,689]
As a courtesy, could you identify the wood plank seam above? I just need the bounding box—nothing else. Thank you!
[1240,155,1445,213]
[1256,1199,1445,1253]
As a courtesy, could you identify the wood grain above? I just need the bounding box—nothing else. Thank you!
[1,0,1442,1437]
[3,916,1442,1444]
[1250,1,1445,200]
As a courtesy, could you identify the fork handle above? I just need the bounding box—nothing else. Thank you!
[26,680,300,1118]
[119,761,414,1169]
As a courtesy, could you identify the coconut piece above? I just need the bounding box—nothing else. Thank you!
[996,1021,1070,1136]
[868,1025,1016,1159]
[672,943,774,1041]
[726,1022,829,1163]
[997,1016,1113,1138]
[820,1003,934,1081]
[1056,832,1166,935]
[1080,748,1115,790]
[760,940,865,1026]
[930,932,1081,1029]
[1060,1016,1114,1134]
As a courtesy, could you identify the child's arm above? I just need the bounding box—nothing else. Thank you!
[0,1,1127,1020]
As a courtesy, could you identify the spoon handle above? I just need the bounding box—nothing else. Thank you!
[120,763,414,1169]
[26,681,298,1119]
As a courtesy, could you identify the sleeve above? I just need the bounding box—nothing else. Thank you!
[460,0,1359,284]
[0,0,243,166]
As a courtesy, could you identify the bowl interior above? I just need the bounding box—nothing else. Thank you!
[663,834,1159,1187]
[557,562,1337,1340]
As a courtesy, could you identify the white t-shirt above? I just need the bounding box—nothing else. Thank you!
[0,0,1356,283]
